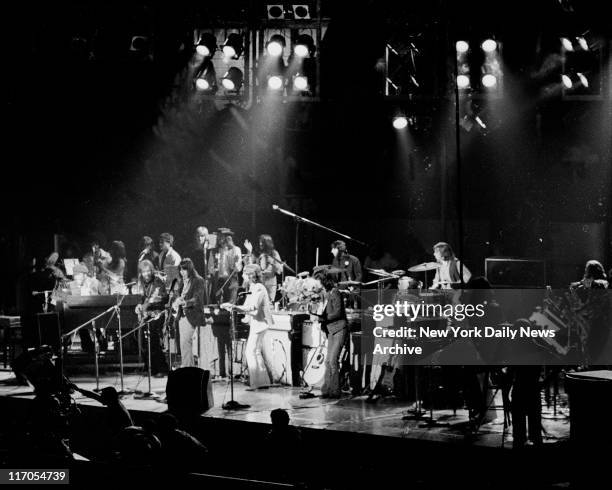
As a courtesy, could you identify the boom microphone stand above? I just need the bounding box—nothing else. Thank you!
[272,204,367,273]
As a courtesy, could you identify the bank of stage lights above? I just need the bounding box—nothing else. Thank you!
[264,33,315,94]
[195,31,315,95]
[455,38,501,91]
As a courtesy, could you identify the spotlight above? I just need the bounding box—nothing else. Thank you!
[130,36,149,52]
[576,37,588,51]
[481,74,497,88]
[561,74,573,88]
[577,72,589,87]
[561,37,574,51]
[268,75,284,90]
[294,34,315,57]
[456,40,469,54]
[457,74,470,89]
[267,5,285,19]
[292,5,311,19]
[392,116,408,130]
[481,39,497,53]
[221,67,244,92]
[223,33,243,59]
[293,75,309,91]
[267,34,286,57]
[195,78,210,91]
[196,33,217,57]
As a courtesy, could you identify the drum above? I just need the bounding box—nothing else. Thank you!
[302,319,325,347]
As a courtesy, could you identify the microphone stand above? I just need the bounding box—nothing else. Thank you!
[112,292,129,395]
[62,304,117,392]
[272,204,367,273]
[222,299,250,410]
[124,312,165,399]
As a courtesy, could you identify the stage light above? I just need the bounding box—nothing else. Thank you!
[481,74,497,88]
[393,116,408,130]
[196,33,217,57]
[130,36,149,52]
[481,39,497,53]
[267,34,286,57]
[195,78,210,91]
[267,4,285,19]
[293,5,311,19]
[222,67,244,91]
[577,72,589,87]
[561,37,574,51]
[456,40,469,54]
[293,75,309,91]
[475,116,487,129]
[268,75,284,90]
[576,37,588,51]
[561,74,572,88]
[457,74,470,89]
[294,34,315,57]
[223,33,243,59]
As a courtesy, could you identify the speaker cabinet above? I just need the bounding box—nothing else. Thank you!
[166,367,213,415]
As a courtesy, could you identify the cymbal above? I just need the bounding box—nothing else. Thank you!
[391,269,406,276]
[367,268,394,277]
[313,265,344,274]
[408,262,440,272]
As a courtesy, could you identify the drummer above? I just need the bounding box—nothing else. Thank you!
[431,242,471,289]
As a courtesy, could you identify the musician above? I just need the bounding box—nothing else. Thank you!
[431,242,471,289]
[570,259,609,291]
[174,258,206,368]
[157,233,182,270]
[244,234,283,302]
[90,239,112,269]
[67,263,100,296]
[101,241,128,295]
[135,259,169,376]
[316,273,348,399]
[137,236,159,267]
[229,264,274,389]
[209,229,242,303]
[330,240,362,284]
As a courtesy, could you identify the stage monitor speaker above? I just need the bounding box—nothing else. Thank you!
[166,367,213,415]
[485,257,546,288]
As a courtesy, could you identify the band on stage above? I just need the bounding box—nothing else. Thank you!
[20,224,610,447]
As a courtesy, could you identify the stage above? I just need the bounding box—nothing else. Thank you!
[0,369,569,450]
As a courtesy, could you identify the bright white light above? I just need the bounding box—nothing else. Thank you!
[482,74,497,88]
[267,41,284,57]
[268,75,283,90]
[475,116,487,129]
[195,78,210,91]
[293,76,308,91]
[222,45,236,58]
[561,74,573,89]
[577,73,589,87]
[457,74,470,89]
[561,38,574,51]
[196,45,210,57]
[222,78,236,90]
[294,44,309,57]
[577,37,588,50]
[392,117,408,130]
[456,40,469,54]
[481,39,497,53]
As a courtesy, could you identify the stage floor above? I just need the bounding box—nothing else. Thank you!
[0,369,569,450]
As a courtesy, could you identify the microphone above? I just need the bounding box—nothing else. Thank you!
[32,290,53,296]
[124,281,138,287]
[271,204,297,218]
[238,291,252,297]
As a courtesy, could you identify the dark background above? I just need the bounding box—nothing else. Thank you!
[1,0,611,311]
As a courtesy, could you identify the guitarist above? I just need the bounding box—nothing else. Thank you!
[135,260,169,377]
[173,258,206,368]
[315,273,348,399]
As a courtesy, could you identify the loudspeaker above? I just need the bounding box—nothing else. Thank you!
[166,367,213,414]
